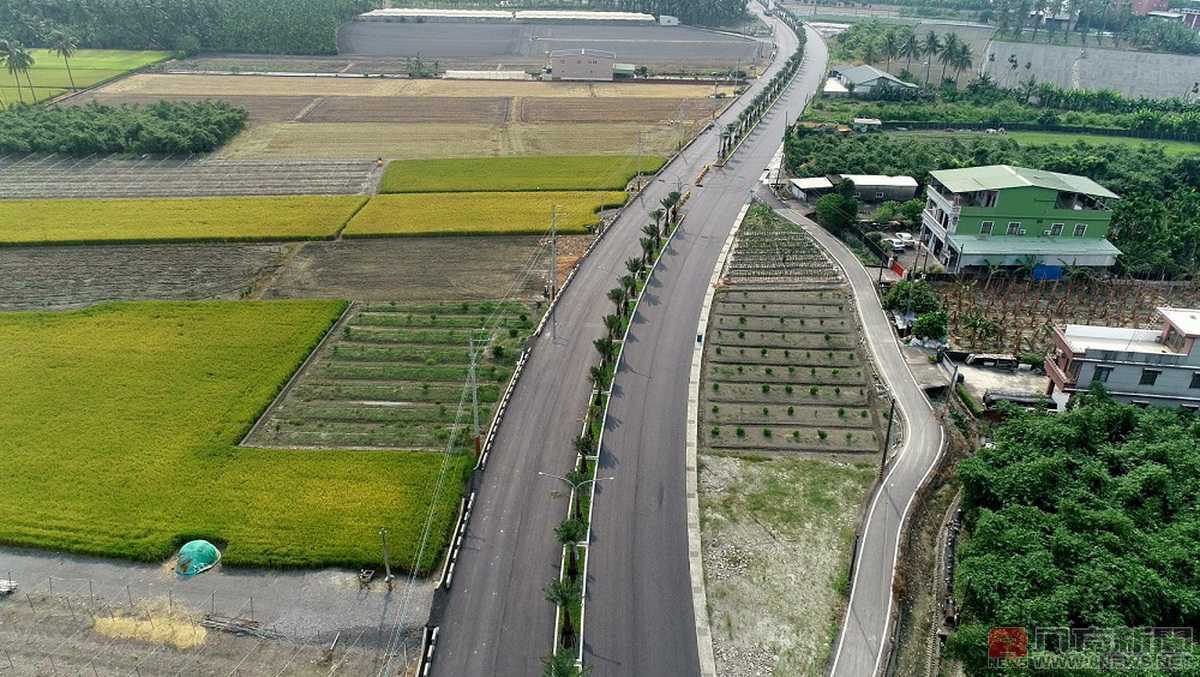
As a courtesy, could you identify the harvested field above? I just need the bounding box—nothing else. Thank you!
[379,155,663,193]
[98,73,729,99]
[701,454,876,676]
[300,95,511,124]
[518,96,720,123]
[0,195,367,245]
[0,243,283,310]
[0,236,561,309]
[246,300,533,451]
[64,92,317,121]
[343,191,625,237]
[216,121,684,159]
[0,300,471,570]
[0,155,376,199]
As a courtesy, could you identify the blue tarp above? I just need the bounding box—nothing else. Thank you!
[176,540,221,577]
[1032,264,1063,281]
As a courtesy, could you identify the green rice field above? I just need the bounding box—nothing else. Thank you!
[0,49,168,107]
[0,301,472,571]
[0,195,368,245]
[378,154,666,193]
[344,191,627,237]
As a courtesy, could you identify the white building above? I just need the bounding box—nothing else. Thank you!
[550,49,616,81]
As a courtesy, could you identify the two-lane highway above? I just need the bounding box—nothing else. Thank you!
[430,9,822,676]
[581,17,829,677]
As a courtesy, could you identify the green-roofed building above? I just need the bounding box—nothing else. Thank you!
[920,165,1122,275]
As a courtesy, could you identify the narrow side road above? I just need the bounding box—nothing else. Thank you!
[771,206,946,677]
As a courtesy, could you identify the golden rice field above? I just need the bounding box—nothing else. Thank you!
[0,301,471,571]
[0,195,367,245]
[343,191,627,237]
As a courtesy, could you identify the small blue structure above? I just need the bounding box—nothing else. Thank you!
[176,540,221,577]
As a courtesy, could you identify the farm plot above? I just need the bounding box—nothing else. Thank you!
[378,155,664,193]
[699,206,883,676]
[0,49,168,107]
[0,300,471,571]
[246,300,533,451]
[0,195,367,245]
[939,275,1200,355]
[299,95,512,124]
[65,93,318,122]
[343,191,624,237]
[518,97,721,123]
[0,155,376,199]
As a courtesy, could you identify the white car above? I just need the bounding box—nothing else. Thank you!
[894,232,915,246]
[886,238,906,253]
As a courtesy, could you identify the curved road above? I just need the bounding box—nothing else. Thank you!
[769,207,946,677]
[582,19,829,677]
[430,8,822,676]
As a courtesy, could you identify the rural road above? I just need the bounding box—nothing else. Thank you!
[429,9,827,677]
[769,206,945,677]
[581,17,828,677]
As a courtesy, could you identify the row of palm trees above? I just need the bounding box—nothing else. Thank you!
[1,31,78,108]
[719,45,807,160]
[542,192,684,677]
[855,27,976,87]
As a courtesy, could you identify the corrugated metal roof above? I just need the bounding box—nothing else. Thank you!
[790,177,834,190]
[361,8,511,19]
[931,165,1121,199]
[950,234,1122,257]
[836,64,917,88]
[839,174,918,187]
[516,10,655,21]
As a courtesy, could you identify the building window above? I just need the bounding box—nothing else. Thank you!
[980,221,994,235]
[1006,222,1021,235]
[1191,372,1200,389]
[1073,224,1087,237]
[1049,223,1064,237]
[1095,366,1112,383]
[1139,369,1161,386]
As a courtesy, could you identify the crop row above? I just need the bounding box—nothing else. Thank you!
[709,364,866,385]
[708,382,870,406]
[707,403,875,427]
[294,382,501,404]
[707,425,878,452]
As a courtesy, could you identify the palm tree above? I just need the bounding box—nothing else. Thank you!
[542,650,587,677]
[594,336,617,363]
[603,314,622,339]
[639,237,655,264]
[620,274,637,300]
[545,578,582,649]
[641,222,660,249]
[50,31,78,91]
[921,32,941,86]
[951,42,974,85]
[3,40,36,104]
[900,31,921,73]
[939,33,961,84]
[589,365,609,391]
[556,518,588,580]
[861,39,880,66]
[606,288,626,317]
[881,29,902,72]
[625,257,643,279]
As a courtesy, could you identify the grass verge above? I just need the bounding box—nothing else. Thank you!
[0,195,367,245]
[343,191,627,237]
[0,300,470,572]
[379,155,666,193]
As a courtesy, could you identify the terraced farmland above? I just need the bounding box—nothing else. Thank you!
[247,300,535,451]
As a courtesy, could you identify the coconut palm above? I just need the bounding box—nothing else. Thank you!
[881,29,902,72]
[556,518,588,580]
[950,42,974,85]
[50,31,78,91]
[921,32,941,86]
[900,31,922,72]
[939,33,961,84]
[545,578,582,649]
[4,41,36,103]
[861,38,880,66]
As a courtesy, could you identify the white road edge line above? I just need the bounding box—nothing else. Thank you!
[686,200,751,677]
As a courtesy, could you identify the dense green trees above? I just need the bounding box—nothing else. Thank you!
[0,0,374,55]
[830,22,975,90]
[785,129,1200,277]
[947,392,1200,674]
[0,101,247,155]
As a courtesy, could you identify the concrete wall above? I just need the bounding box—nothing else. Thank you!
[1076,356,1200,408]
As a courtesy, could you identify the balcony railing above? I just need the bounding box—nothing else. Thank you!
[1044,356,1075,390]
[921,208,955,236]
[927,187,962,216]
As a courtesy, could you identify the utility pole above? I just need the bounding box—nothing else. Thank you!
[469,336,481,456]
[548,206,558,340]
[880,399,896,476]
[380,528,394,589]
[635,131,645,201]
[944,359,961,416]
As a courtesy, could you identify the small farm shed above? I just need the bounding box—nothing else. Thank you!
[789,177,834,201]
[836,174,918,202]
[550,49,616,81]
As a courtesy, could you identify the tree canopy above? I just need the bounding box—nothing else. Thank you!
[0,101,247,155]
[948,393,1200,673]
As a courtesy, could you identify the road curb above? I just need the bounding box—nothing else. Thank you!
[686,201,751,677]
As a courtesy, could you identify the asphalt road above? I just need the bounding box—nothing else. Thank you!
[430,12,826,677]
[770,208,945,677]
[581,21,830,677]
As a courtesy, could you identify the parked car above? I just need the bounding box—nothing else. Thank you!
[894,232,914,246]
[886,238,906,253]
[966,353,1019,371]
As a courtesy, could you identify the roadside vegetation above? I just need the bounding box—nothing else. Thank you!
[0,100,248,154]
[379,155,665,194]
[0,48,168,107]
[947,392,1200,672]
[0,195,366,245]
[344,191,626,238]
[0,300,470,571]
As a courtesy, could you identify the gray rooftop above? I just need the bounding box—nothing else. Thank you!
[931,165,1120,199]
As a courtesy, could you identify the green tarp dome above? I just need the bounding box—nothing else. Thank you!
[176,540,221,577]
